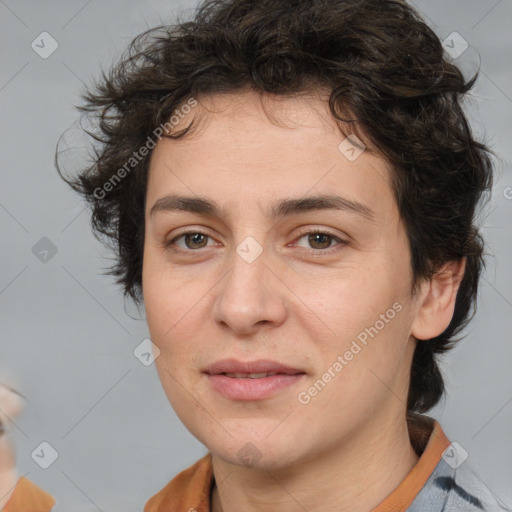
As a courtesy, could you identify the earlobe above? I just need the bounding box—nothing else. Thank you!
[411,258,466,341]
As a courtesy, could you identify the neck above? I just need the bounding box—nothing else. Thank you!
[211,412,419,512]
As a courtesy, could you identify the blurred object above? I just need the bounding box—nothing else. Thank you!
[0,384,23,510]
[0,384,55,512]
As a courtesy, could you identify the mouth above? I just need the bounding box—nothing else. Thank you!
[222,372,287,378]
[204,359,306,400]
[204,358,305,376]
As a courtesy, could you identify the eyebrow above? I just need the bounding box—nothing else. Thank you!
[149,193,375,221]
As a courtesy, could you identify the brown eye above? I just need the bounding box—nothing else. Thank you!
[167,231,213,251]
[182,233,209,249]
[292,229,347,256]
[307,232,333,249]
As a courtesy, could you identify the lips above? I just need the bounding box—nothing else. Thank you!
[223,372,279,378]
[204,359,306,400]
[204,358,305,376]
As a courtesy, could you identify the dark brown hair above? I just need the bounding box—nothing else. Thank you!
[56,0,494,413]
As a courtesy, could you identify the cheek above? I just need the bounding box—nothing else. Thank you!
[295,262,401,339]
[294,261,412,396]
[143,253,191,337]
[147,284,205,420]
[143,260,206,376]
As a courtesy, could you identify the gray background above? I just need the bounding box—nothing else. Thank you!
[0,1,511,510]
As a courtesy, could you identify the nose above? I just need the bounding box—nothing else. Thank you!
[212,240,288,336]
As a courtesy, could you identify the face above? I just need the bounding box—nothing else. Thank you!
[142,89,422,470]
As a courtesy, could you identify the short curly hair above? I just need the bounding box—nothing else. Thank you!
[56,0,494,413]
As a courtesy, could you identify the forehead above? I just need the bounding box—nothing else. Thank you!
[146,89,396,223]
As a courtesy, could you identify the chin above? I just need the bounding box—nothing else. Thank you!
[212,447,295,472]
[198,428,302,472]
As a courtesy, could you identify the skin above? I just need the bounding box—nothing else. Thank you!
[142,88,465,512]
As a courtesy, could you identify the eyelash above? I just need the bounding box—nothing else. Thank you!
[165,228,346,257]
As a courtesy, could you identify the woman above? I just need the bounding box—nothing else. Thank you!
[57,0,511,510]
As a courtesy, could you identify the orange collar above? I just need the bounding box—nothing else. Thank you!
[144,414,451,512]
[3,476,56,512]
[372,415,451,511]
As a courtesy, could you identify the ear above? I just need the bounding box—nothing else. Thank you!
[411,258,466,341]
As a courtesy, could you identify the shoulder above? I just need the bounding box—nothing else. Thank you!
[144,453,213,512]
[3,477,56,512]
[408,451,511,512]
